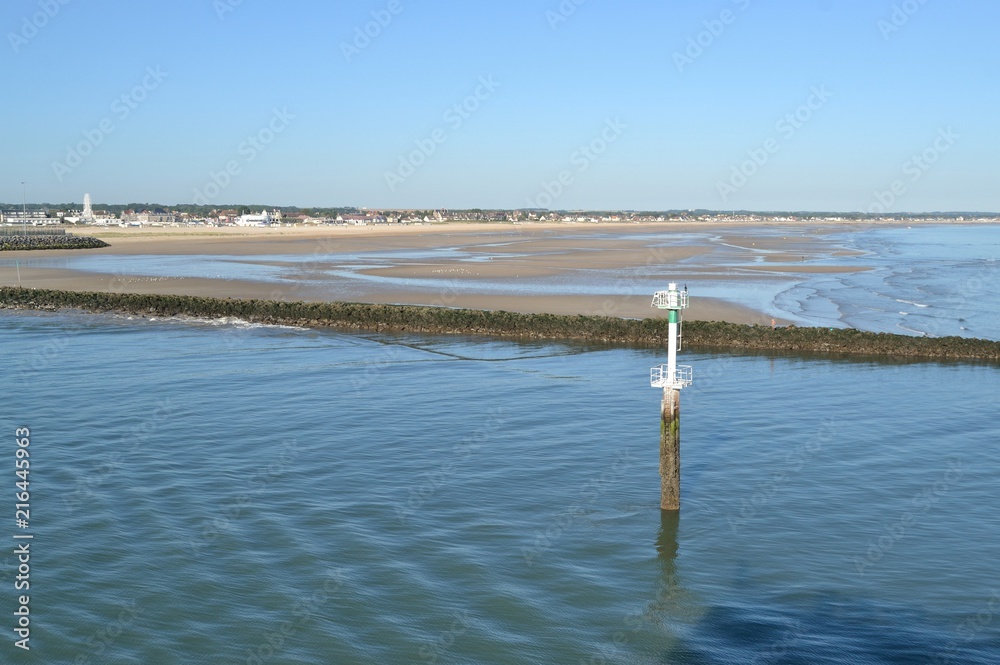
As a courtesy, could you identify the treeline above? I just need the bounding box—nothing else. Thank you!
[1,287,998,363]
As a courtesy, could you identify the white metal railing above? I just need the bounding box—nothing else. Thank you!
[650,364,693,389]
[652,290,689,309]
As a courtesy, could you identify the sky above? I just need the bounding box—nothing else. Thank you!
[1,0,998,212]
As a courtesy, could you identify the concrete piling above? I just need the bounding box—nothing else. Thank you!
[660,388,680,511]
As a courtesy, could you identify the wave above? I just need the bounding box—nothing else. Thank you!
[896,321,929,336]
[117,312,305,331]
[177,315,305,331]
[895,298,930,308]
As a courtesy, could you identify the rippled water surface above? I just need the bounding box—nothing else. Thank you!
[1,311,998,663]
[776,225,1000,338]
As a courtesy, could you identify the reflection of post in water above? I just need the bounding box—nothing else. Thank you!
[651,510,681,616]
[645,510,705,627]
[650,284,692,510]
[656,509,680,561]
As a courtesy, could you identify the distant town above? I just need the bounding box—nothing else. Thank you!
[1,194,997,229]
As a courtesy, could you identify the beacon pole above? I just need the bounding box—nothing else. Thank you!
[650,283,692,511]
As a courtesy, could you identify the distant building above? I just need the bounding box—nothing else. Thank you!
[121,209,175,225]
[235,209,282,226]
[339,213,387,225]
[1,210,61,226]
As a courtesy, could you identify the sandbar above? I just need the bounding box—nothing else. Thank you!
[0,221,891,326]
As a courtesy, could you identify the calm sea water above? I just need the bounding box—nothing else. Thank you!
[1,310,998,664]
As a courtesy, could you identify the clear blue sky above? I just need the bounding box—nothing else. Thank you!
[2,0,997,212]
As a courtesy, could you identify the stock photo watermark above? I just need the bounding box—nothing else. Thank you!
[72,600,142,664]
[727,416,836,534]
[579,236,733,319]
[13,427,32,651]
[587,559,704,663]
[922,256,998,338]
[350,343,406,391]
[186,439,300,556]
[7,0,71,54]
[546,0,588,30]
[748,620,806,664]
[521,448,634,566]
[878,0,930,40]
[864,126,958,214]
[384,75,501,192]
[16,330,71,386]
[852,456,963,577]
[717,85,833,203]
[524,117,627,209]
[417,610,472,664]
[63,399,175,514]
[673,0,752,73]
[51,66,169,183]
[243,569,346,665]
[192,107,295,205]
[929,589,1000,665]
[341,0,405,62]
[214,0,244,21]
[395,408,505,524]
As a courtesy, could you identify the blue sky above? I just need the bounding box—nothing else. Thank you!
[2,0,997,211]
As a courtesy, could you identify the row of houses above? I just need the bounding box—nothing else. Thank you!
[121,209,176,224]
[0,211,62,225]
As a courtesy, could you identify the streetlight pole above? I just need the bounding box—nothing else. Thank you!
[21,181,26,235]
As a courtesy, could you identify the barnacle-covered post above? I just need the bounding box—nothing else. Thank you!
[650,284,692,511]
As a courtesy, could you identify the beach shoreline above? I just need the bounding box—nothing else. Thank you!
[0,220,927,326]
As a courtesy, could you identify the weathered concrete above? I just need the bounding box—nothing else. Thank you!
[660,388,680,510]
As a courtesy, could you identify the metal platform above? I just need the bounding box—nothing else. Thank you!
[652,289,689,310]
[650,364,693,389]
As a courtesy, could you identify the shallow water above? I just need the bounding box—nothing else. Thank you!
[4,224,997,340]
[1,311,998,663]
[775,225,1000,339]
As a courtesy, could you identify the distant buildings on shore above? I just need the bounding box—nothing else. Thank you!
[235,209,282,227]
[2,194,998,228]
[0,210,62,225]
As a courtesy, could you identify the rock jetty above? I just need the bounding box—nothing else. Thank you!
[1,287,998,363]
[0,236,109,251]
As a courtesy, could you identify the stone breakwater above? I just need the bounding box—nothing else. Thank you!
[0,236,109,251]
[2,287,998,363]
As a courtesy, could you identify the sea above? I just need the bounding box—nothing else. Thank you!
[1,224,999,664]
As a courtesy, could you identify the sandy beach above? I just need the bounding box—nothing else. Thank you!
[0,221,882,325]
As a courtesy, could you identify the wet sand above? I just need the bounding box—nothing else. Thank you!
[0,222,884,325]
